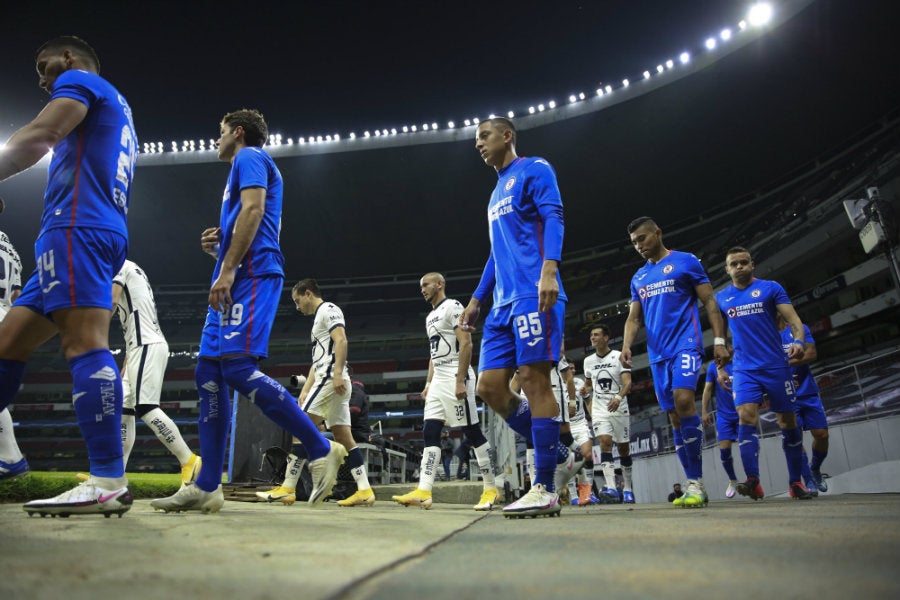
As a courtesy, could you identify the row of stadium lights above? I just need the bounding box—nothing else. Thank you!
[139,3,774,155]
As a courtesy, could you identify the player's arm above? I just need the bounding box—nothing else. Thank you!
[776,303,806,361]
[111,281,124,320]
[454,326,473,400]
[790,332,817,366]
[0,98,87,181]
[298,365,316,404]
[461,253,495,331]
[208,187,265,313]
[509,372,521,394]
[697,282,730,365]
[701,380,715,425]
[620,301,643,368]
[10,289,21,304]
[200,227,222,259]
[422,359,435,398]
[532,162,564,312]
[330,325,349,395]
[608,371,631,413]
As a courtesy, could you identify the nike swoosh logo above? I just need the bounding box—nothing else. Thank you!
[224,332,241,339]
[637,274,647,280]
[526,337,544,347]
[98,490,121,503]
[725,296,735,301]
[72,392,87,402]
[42,281,61,293]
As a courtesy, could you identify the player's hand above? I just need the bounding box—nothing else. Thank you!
[208,269,235,313]
[333,377,347,395]
[717,369,732,391]
[459,300,481,332]
[201,227,221,257]
[620,349,633,368]
[713,343,731,367]
[702,411,712,426]
[455,381,467,400]
[608,397,620,413]
[421,383,429,399]
[787,342,805,361]
[537,272,559,313]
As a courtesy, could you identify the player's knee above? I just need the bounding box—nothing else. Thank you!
[462,424,486,446]
[423,420,444,446]
[812,428,829,441]
[134,404,158,419]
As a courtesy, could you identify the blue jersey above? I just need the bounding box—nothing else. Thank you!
[717,278,791,371]
[781,325,820,398]
[43,69,136,238]
[214,147,285,282]
[630,250,708,364]
[473,157,566,307]
[705,361,736,420]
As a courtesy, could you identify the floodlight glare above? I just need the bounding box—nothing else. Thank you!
[538,104,545,112]
[507,111,514,119]
[569,95,577,103]
[431,122,438,129]
[657,64,664,74]
[748,2,773,26]
[666,59,674,69]
[622,78,630,87]
[528,106,536,114]
[679,52,690,64]
[548,101,556,109]
[705,37,716,50]
[448,121,455,129]
[643,71,651,79]
[721,28,732,41]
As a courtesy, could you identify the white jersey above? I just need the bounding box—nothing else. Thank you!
[571,376,588,422]
[310,301,349,381]
[113,260,166,350]
[583,349,631,417]
[0,230,22,319]
[426,298,468,377]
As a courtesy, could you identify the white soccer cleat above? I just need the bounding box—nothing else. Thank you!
[502,483,561,519]
[308,440,348,507]
[151,483,224,513]
[23,479,132,518]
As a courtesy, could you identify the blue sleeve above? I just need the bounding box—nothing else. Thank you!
[50,70,97,109]
[527,160,564,262]
[233,149,268,190]
[771,281,792,305]
[473,252,496,302]
[684,253,711,287]
[705,362,717,384]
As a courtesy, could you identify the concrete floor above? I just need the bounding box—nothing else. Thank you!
[1,490,899,600]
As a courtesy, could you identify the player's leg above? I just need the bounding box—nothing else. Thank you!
[803,397,830,492]
[717,415,739,497]
[326,386,374,507]
[595,427,618,499]
[121,359,136,466]
[794,407,818,495]
[671,351,704,486]
[734,373,765,500]
[393,418,442,509]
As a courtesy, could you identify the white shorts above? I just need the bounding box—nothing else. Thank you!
[569,417,592,448]
[591,414,631,444]
[424,374,479,428]
[302,377,351,428]
[122,342,168,410]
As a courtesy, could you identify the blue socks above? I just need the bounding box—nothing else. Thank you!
[680,414,703,480]
[738,424,759,479]
[347,446,364,470]
[811,448,827,472]
[672,428,689,474]
[70,349,124,478]
[782,426,804,483]
[194,358,231,491]
[0,358,26,413]
[531,417,560,491]
[504,397,533,440]
[720,447,737,480]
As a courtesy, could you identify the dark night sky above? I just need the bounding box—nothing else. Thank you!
[2,1,899,284]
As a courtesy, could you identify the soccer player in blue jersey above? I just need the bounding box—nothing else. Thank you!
[621,217,729,508]
[716,247,814,500]
[152,110,345,513]
[701,358,740,498]
[459,117,577,518]
[778,315,829,494]
[0,37,136,517]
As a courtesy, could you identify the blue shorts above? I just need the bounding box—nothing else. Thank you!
[479,298,564,371]
[716,413,738,442]
[16,228,127,315]
[795,395,828,430]
[732,367,795,413]
[649,348,703,411]
[199,275,282,359]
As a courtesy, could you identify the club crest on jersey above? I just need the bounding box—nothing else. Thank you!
[727,307,737,318]
[663,264,674,274]
[504,177,516,191]
[638,287,647,299]
[751,289,761,298]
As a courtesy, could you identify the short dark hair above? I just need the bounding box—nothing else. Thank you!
[486,117,517,146]
[36,36,100,72]
[627,216,657,234]
[292,278,321,297]
[222,109,269,147]
[590,323,611,336]
[725,246,751,258]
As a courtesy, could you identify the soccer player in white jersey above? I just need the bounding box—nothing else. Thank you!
[256,278,374,507]
[112,260,200,484]
[584,323,635,503]
[0,230,27,480]
[565,363,598,505]
[393,273,500,511]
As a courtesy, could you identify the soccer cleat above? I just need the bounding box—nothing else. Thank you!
[599,487,620,503]
[681,480,708,508]
[553,451,584,493]
[151,483,225,513]
[474,487,501,511]
[255,485,297,505]
[502,483,561,518]
[725,480,738,498]
[672,493,685,507]
[336,488,376,507]
[789,481,814,500]
[804,479,819,497]
[180,454,202,485]
[24,479,132,518]
[810,469,828,493]
[589,493,600,504]
[308,440,348,508]
[623,490,636,504]
[576,483,592,506]
[736,476,765,501]
[392,488,433,509]
[0,457,29,481]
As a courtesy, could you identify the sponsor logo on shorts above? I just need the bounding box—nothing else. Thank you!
[526,337,545,347]
[90,367,118,381]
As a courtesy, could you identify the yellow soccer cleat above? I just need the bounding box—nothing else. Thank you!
[180,454,202,485]
[474,487,501,511]
[392,488,433,509]
[336,488,376,507]
[255,485,296,505]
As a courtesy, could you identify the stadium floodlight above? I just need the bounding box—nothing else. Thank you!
[402,126,409,133]
[705,37,717,50]
[643,71,651,80]
[448,121,455,129]
[422,124,429,131]
[679,52,690,64]
[721,28,732,41]
[748,2,773,26]
[507,111,514,119]
[431,122,438,129]
[298,137,306,144]
[538,104,545,112]
[390,128,397,135]
[464,119,472,126]
[739,19,748,30]
[596,88,603,97]
[569,94,577,103]
[364,131,370,137]
[374,130,381,137]
[666,59,675,69]
[622,78,630,87]
[287,138,293,144]
[657,64,665,74]
[605,85,612,94]
[579,92,585,100]
[548,100,556,109]
[317,135,323,142]
[473,117,480,124]
[528,106,536,114]
[382,129,388,136]
[411,125,417,132]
